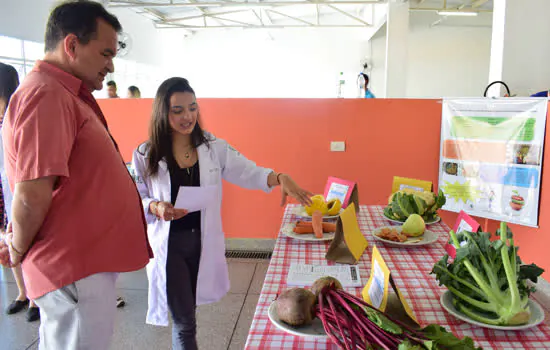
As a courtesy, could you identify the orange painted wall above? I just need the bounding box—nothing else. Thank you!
[98,98,550,277]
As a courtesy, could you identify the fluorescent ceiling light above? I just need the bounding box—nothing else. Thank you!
[438,11,479,16]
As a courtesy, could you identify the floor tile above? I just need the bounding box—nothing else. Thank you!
[228,293,260,350]
[110,289,172,350]
[249,262,269,294]
[227,261,256,294]
[0,266,16,284]
[116,269,148,291]
[0,284,40,350]
[197,293,247,350]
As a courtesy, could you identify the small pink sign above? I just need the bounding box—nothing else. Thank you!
[446,211,481,258]
[323,177,357,208]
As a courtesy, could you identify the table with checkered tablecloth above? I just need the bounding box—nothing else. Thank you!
[244,204,550,350]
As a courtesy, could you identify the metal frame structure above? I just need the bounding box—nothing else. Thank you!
[107,0,381,29]
[106,0,492,30]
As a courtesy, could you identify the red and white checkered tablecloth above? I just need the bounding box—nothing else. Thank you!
[244,205,550,350]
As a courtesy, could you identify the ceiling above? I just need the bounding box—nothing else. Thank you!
[105,0,493,30]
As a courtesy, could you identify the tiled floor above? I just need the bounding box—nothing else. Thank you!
[0,258,269,350]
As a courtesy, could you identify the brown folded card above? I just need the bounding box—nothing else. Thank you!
[325,203,368,264]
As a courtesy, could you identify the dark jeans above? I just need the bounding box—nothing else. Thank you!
[166,228,202,350]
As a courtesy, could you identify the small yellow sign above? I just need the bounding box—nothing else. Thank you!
[362,246,418,325]
[391,176,433,194]
[340,203,368,261]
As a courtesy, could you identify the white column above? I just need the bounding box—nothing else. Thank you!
[488,0,550,97]
[384,0,409,98]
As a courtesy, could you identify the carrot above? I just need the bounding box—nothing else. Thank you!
[296,221,313,228]
[295,221,336,233]
[312,211,324,239]
[293,225,314,234]
[322,222,337,232]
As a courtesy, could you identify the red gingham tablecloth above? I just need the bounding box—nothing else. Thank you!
[244,205,550,350]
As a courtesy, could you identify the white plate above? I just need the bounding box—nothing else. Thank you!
[440,291,545,331]
[293,206,342,220]
[267,300,328,338]
[281,223,335,242]
[371,226,439,247]
[383,213,441,225]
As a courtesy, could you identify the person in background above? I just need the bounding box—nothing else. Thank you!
[127,85,141,98]
[0,63,40,322]
[107,79,118,98]
[531,90,549,97]
[132,77,313,350]
[361,73,375,98]
[0,2,152,349]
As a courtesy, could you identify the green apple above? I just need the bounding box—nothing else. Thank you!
[402,214,425,237]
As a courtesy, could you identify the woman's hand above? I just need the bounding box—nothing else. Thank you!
[279,174,313,207]
[155,201,189,221]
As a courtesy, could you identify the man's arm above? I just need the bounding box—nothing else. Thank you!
[10,176,57,257]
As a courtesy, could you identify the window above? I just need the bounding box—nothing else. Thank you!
[0,36,43,80]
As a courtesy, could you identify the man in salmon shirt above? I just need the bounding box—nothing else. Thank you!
[0,1,152,349]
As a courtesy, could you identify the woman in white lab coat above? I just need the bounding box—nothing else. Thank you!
[132,77,312,350]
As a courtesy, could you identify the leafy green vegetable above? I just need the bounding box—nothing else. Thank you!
[432,222,544,326]
[397,325,482,350]
[385,190,446,222]
[420,325,482,350]
[364,307,402,335]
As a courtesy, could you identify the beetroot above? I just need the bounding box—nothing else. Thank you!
[311,276,343,299]
[276,288,316,326]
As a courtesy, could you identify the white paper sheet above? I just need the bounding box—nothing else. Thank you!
[286,264,362,288]
[174,185,217,213]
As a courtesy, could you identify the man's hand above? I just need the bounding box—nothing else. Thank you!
[0,223,14,267]
[0,239,12,267]
[5,232,23,266]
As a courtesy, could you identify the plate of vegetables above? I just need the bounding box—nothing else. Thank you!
[440,291,545,331]
[282,220,336,241]
[293,195,343,220]
[432,222,546,330]
[383,214,441,226]
[372,226,439,247]
[269,277,480,348]
[383,189,446,225]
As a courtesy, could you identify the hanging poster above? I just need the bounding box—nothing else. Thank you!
[439,98,547,227]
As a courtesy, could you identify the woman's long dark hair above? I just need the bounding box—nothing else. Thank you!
[146,77,209,176]
[0,63,20,115]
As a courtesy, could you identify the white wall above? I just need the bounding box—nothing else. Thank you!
[492,0,550,96]
[371,12,493,98]
[158,26,372,98]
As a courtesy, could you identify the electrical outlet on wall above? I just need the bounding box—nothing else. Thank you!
[330,141,346,152]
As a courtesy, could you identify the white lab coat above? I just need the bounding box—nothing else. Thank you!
[131,134,273,326]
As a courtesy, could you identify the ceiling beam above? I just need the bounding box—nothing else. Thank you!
[163,9,253,22]
[266,9,315,26]
[108,0,384,8]
[155,23,369,28]
[208,15,255,26]
[409,7,491,12]
[252,10,264,25]
[316,4,320,25]
[325,4,371,26]
[471,0,489,8]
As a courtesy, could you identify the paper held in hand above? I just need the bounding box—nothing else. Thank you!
[286,264,363,288]
[174,185,217,213]
[362,246,419,327]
